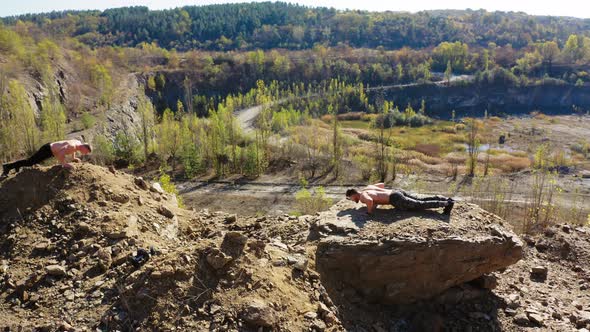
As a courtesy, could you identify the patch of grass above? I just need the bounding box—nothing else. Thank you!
[340,120,371,129]
[412,143,441,157]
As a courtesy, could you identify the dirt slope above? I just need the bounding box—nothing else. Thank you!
[0,164,588,331]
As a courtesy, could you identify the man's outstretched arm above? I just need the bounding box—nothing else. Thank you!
[372,183,386,189]
[55,150,73,169]
[360,192,375,214]
[71,151,81,162]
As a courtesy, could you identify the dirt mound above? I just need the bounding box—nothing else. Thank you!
[0,164,588,331]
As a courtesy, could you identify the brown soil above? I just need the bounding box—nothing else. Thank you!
[0,164,588,331]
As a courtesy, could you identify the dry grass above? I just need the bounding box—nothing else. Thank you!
[412,143,441,157]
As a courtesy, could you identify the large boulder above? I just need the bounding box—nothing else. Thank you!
[315,200,523,304]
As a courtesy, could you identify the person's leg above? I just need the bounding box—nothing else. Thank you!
[2,143,53,175]
[400,190,448,202]
[390,190,449,210]
[27,143,53,166]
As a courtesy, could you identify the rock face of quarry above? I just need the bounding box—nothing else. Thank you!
[315,200,524,304]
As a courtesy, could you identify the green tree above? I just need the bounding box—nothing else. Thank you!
[156,108,181,168]
[537,41,560,72]
[7,80,38,155]
[444,60,452,85]
[90,63,113,106]
[40,81,66,143]
[113,129,141,163]
[137,92,156,162]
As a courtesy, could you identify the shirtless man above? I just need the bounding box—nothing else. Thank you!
[2,139,92,176]
[345,183,454,215]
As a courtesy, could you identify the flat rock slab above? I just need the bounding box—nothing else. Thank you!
[315,200,523,304]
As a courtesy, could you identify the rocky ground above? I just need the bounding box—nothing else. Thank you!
[0,164,588,331]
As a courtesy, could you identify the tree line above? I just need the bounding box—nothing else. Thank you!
[3,3,590,51]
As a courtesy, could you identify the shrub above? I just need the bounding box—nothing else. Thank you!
[352,154,374,180]
[92,134,115,165]
[337,112,364,121]
[376,108,433,128]
[571,141,589,156]
[159,173,184,208]
[81,112,96,129]
[295,186,332,215]
[441,126,457,133]
[113,131,142,164]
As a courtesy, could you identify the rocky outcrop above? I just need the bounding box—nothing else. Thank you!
[380,82,590,118]
[315,200,523,304]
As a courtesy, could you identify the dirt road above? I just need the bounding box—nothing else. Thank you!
[233,75,474,132]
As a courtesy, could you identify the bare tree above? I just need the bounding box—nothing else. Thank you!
[466,118,481,177]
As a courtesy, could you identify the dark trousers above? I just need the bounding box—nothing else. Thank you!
[2,143,53,176]
[389,189,449,210]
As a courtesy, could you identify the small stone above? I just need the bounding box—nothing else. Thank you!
[552,311,562,320]
[78,222,91,233]
[311,319,327,331]
[210,304,222,315]
[59,321,75,332]
[531,266,548,277]
[504,308,518,317]
[96,247,112,271]
[535,240,549,251]
[527,312,545,326]
[206,249,232,270]
[304,311,318,319]
[506,293,521,309]
[151,182,165,194]
[513,313,530,326]
[572,311,590,328]
[45,265,67,277]
[64,290,75,301]
[134,177,149,190]
[472,274,497,289]
[158,205,175,219]
[544,228,556,237]
[241,299,277,327]
[294,258,308,271]
[324,312,339,326]
[225,214,237,223]
[111,193,130,204]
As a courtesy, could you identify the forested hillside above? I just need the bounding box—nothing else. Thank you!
[1,2,590,181]
[2,2,590,51]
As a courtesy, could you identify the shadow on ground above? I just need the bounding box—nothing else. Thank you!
[335,206,450,229]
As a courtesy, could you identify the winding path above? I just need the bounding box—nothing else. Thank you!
[234,75,474,132]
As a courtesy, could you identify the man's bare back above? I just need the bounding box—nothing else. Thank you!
[50,139,87,168]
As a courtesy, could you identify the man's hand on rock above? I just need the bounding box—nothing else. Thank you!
[72,158,81,163]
